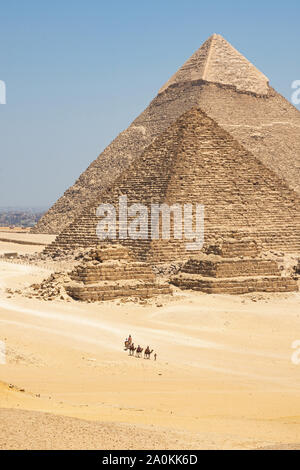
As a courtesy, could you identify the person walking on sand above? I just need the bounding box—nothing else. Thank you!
[154,353,157,361]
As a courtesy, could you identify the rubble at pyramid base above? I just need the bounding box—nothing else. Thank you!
[171,237,298,295]
[12,235,296,302]
[65,245,171,302]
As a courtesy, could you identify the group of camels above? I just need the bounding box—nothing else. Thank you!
[124,339,155,360]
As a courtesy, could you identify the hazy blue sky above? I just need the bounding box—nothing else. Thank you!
[0,0,299,207]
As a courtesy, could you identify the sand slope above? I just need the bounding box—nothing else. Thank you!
[1,257,300,449]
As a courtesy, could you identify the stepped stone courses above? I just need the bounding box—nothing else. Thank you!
[46,108,300,260]
[204,237,261,258]
[172,275,297,295]
[32,34,300,234]
[65,245,171,302]
[171,238,298,295]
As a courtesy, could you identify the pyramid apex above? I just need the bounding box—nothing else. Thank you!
[159,34,269,95]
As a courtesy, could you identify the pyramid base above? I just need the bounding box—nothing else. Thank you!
[171,273,298,295]
[66,280,171,302]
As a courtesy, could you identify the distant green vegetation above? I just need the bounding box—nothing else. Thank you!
[0,208,46,228]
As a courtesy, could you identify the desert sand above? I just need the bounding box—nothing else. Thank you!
[0,238,300,449]
[0,231,56,256]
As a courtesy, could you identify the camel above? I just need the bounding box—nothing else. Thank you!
[136,346,143,358]
[124,335,133,350]
[144,346,154,359]
[129,343,136,356]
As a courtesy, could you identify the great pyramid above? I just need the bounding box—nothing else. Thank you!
[45,108,300,260]
[33,34,300,235]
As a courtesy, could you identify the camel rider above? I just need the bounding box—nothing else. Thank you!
[128,335,132,345]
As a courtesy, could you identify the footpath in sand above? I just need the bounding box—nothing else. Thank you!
[0,250,300,449]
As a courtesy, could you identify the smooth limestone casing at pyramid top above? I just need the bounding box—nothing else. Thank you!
[45,108,300,261]
[33,34,300,235]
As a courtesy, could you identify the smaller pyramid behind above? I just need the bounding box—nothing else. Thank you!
[46,108,300,260]
[159,34,269,95]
